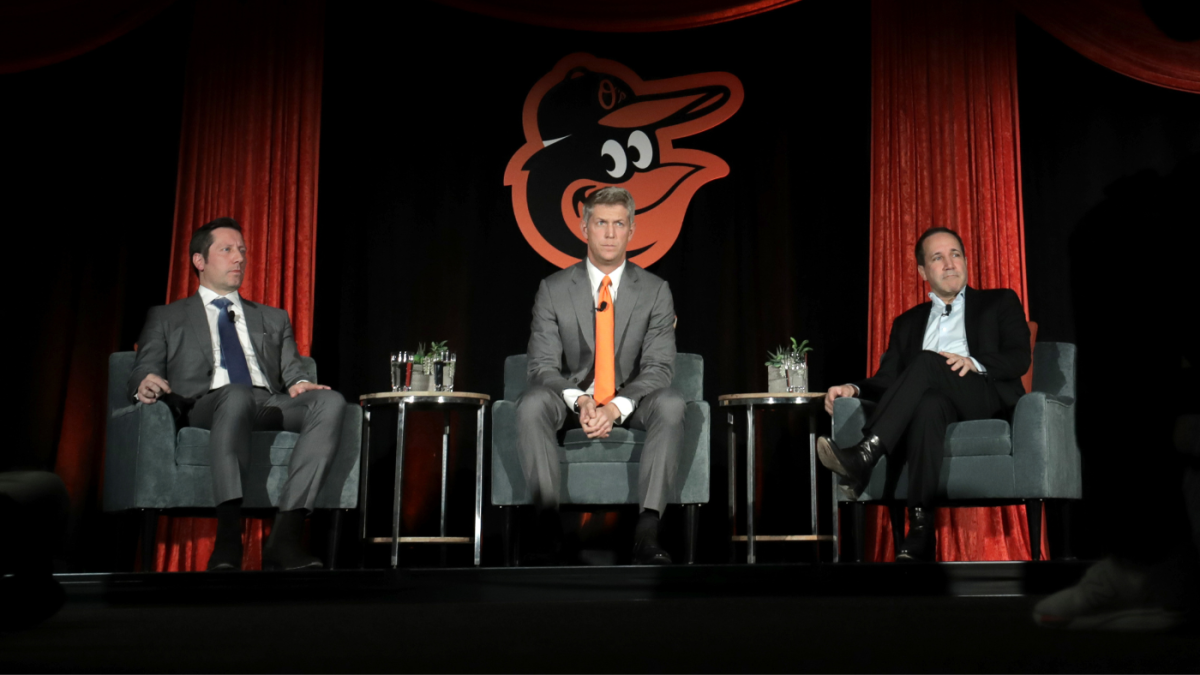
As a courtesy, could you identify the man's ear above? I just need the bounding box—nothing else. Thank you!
[917,265,928,282]
[192,252,206,274]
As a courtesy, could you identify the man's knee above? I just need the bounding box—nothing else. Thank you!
[516,385,564,425]
[914,350,949,371]
[646,388,686,426]
[307,389,345,413]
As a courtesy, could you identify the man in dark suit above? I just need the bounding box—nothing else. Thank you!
[518,187,683,565]
[818,227,1031,561]
[128,217,345,571]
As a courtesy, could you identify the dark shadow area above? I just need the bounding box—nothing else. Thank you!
[3,1,194,571]
[1017,15,1200,560]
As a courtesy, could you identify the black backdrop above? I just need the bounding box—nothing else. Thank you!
[313,0,872,563]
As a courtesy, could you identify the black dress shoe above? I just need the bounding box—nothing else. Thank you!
[896,507,935,563]
[206,536,243,571]
[262,510,323,571]
[632,535,672,565]
[817,433,885,494]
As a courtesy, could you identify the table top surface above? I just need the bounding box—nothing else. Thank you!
[359,391,491,404]
[718,392,826,406]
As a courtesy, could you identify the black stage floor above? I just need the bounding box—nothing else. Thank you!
[3,562,1198,673]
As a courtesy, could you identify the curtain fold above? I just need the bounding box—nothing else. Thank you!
[437,0,802,32]
[1011,0,1200,94]
[151,0,325,572]
[866,0,1045,562]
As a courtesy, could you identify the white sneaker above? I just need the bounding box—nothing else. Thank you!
[1033,557,1185,631]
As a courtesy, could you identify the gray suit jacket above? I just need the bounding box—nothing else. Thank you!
[526,261,676,406]
[126,293,314,402]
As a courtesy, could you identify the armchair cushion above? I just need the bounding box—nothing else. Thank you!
[944,420,1012,457]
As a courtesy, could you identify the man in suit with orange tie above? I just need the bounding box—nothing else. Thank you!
[517,187,683,565]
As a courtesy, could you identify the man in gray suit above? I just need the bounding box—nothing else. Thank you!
[517,187,684,565]
[128,217,344,571]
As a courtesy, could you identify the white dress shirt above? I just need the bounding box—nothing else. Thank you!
[922,288,985,373]
[198,285,269,389]
[562,258,635,423]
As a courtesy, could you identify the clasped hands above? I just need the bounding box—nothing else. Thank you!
[576,395,620,439]
[136,374,328,403]
[822,350,978,415]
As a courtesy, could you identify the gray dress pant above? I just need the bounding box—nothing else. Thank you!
[188,384,345,512]
[516,385,685,514]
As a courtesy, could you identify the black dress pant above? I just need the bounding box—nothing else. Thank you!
[867,351,1004,507]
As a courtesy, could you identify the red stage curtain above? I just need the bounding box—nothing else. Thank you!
[149,0,326,572]
[437,0,801,32]
[865,0,1047,562]
[0,0,175,74]
[1012,0,1200,94]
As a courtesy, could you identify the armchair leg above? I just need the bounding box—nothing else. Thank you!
[853,502,865,563]
[1026,499,1044,562]
[502,506,516,567]
[684,504,699,565]
[327,509,343,570]
[141,509,159,572]
[888,504,905,560]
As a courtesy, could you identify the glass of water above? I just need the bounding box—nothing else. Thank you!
[785,355,808,393]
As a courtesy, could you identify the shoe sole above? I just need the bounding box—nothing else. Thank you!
[816,437,851,478]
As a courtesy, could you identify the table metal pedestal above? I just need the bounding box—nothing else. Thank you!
[359,391,490,567]
[718,392,838,564]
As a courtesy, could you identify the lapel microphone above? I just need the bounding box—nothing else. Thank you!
[228,307,237,325]
[943,303,952,317]
[595,301,609,312]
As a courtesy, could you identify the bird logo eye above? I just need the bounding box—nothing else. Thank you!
[601,139,627,178]
[627,130,652,169]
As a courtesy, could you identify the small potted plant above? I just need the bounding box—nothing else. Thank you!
[765,337,812,393]
[410,340,448,391]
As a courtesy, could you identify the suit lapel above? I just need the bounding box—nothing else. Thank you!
[242,299,266,361]
[185,294,214,357]
[569,263,595,354]
[614,263,640,354]
[963,286,981,354]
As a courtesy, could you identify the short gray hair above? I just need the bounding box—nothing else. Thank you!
[581,187,635,225]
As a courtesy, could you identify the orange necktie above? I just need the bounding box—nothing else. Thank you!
[594,275,615,405]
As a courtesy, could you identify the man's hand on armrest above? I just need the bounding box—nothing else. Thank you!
[824,384,858,416]
[136,374,172,404]
[289,381,331,398]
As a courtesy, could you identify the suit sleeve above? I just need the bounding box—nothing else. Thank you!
[853,313,909,401]
[615,280,676,404]
[127,306,169,402]
[278,312,315,389]
[973,289,1031,381]
[526,279,574,396]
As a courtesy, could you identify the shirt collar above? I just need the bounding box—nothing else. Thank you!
[198,284,243,309]
[928,286,966,310]
[585,257,626,292]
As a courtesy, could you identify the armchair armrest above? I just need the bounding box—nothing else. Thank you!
[104,402,179,511]
[832,397,876,449]
[1011,391,1082,499]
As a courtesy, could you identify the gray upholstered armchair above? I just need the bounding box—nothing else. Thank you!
[491,353,711,564]
[832,342,1082,561]
[104,351,362,569]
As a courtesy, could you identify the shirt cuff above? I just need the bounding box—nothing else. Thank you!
[563,388,586,411]
[969,358,986,374]
[610,396,634,424]
[848,383,860,396]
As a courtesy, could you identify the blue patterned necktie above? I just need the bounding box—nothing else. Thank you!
[211,297,253,387]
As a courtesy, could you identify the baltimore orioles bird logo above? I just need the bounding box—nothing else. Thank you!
[505,53,744,268]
